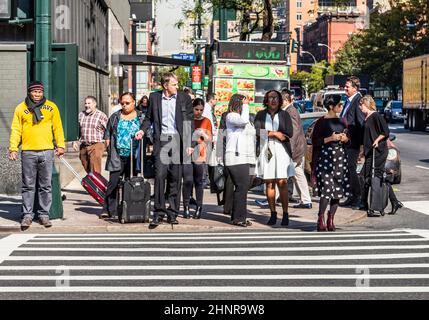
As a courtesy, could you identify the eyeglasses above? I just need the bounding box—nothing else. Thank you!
[268,96,279,101]
[121,101,132,106]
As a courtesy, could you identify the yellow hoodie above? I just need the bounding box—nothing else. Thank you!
[9,99,65,152]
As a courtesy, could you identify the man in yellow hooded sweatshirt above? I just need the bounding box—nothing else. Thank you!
[9,81,65,230]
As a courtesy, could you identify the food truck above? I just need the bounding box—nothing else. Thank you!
[208,41,290,122]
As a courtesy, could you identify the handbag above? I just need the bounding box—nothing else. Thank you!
[213,164,225,192]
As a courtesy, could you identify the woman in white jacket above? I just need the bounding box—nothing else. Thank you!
[225,94,256,227]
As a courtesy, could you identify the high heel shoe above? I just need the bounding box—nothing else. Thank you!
[183,206,191,219]
[389,201,403,215]
[193,206,203,219]
[317,213,327,232]
[281,212,289,226]
[326,212,336,232]
[267,212,277,225]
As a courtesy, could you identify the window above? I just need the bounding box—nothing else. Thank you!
[297,0,302,8]
[0,0,12,19]
[297,13,302,21]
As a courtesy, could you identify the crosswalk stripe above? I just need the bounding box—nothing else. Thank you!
[24,238,429,245]
[1,286,429,293]
[0,235,35,264]
[14,245,429,252]
[32,233,413,240]
[0,264,428,271]
[5,253,429,261]
[1,274,429,281]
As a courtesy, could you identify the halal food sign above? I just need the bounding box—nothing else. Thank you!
[218,41,287,62]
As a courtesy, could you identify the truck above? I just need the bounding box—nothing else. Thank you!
[208,41,290,123]
[403,54,429,131]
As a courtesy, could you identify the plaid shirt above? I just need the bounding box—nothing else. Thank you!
[79,109,108,144]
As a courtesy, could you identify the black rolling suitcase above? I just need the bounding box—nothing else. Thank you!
[368,151,389,217]
[118,139,151,224]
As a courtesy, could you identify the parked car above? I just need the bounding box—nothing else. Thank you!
[293,100,305,114]
[374,98,385,114]
[384,100,404,123]
[301,112,401,184]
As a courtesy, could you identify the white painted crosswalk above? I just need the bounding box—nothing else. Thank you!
[0,230,429,298]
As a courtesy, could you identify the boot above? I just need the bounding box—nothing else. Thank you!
[327,212,336,231]
[193,206,203,219]
[183,206,190,219]
[317,213,327,232]
[281,212,289,226]
[267,212,277,225]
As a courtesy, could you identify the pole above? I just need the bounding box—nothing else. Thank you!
[34,0,64,220]
[35,0,52,97]
[219,7,227,40]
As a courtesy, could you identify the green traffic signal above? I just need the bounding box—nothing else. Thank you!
[291,39,299,53]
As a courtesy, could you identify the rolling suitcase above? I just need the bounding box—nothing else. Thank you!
[59,157,108,205]
[368,151,388,216]
[118,139,151,224]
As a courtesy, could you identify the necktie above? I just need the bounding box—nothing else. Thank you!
[341,99,350,118]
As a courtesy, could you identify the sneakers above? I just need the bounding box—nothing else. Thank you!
[255,199,269,206]
[293,202,313,209]
[20,216,33,230]
[38,216,52,228]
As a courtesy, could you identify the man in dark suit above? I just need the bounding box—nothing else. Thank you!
[339,76,365,209]
[136,73,194,227]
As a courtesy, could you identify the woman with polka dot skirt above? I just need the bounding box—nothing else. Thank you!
[311,95,350,231]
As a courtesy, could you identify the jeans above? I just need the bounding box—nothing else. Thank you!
[21,150,54,219]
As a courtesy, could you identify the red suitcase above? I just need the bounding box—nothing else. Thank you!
[60,157,108,205]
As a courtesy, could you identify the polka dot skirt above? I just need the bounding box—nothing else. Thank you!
[314,144,351,199]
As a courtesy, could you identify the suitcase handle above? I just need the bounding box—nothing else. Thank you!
[130,136,144,179]
[59,156,83,182]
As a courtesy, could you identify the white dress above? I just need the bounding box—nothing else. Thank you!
[256,113,295,180]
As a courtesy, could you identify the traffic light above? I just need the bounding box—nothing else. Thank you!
[291,39,299,53]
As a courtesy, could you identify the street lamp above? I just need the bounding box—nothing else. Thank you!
[317,43,335,62]
[301,50,317,65]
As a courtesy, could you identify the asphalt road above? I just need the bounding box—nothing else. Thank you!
[343,124,429,231]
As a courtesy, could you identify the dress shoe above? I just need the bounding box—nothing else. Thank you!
[183,206,191,219]
[281,212,289,226]
[193,206,203,219]
[389,201,403,215]
[149,217,161,228]
[317,213,327,232]
[267,212,277,225]
[293,202,312,209]
[351,200,366,211]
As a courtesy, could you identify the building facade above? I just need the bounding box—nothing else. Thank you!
[0,0,130,194]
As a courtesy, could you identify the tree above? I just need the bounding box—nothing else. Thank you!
[334,0,429,98]
[334,34,363,75]
[292,61,335,94]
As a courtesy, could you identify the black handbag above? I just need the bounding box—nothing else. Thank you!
[213,165,225,192]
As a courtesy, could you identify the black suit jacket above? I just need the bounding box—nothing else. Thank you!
[254,109,294,159]
[342,92,365,149]
[141,91,194,160]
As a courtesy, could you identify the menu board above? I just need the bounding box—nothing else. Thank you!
[216,64,288,80]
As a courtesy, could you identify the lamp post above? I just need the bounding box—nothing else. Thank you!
[317,43,335,63]
[301,50,317,65]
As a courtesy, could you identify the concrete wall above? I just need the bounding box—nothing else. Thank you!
[0,45,28,195]
[78,60,110,116]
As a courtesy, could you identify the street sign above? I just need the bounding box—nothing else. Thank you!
[193,39,208,46]
[172,53,196,62]
[192,65,202,90]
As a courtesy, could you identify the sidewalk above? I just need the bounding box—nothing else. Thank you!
[0,177,366,233]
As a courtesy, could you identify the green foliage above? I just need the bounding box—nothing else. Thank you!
[334,0,429,95]
[292,61,335,94]
[155,66,190,90]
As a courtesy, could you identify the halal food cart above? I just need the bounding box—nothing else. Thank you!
[209,41,290,123]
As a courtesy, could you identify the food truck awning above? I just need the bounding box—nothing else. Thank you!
[112,54,193,67]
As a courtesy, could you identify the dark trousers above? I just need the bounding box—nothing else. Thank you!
[105,156,136,216]
[182,163,205,207]
[154,158,182,219]
[345,147,362,200]
[362,150,398,206]
[226,164,251,223]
